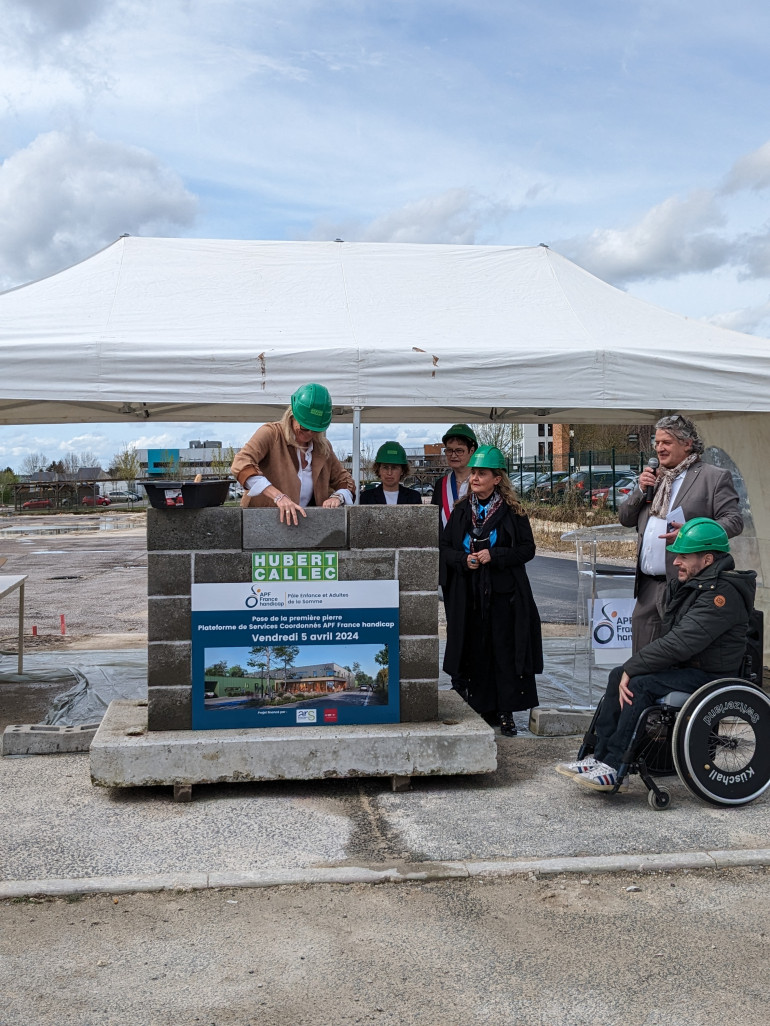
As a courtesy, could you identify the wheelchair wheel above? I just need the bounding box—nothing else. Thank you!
[647,786,670,811]
[672,679,770,806]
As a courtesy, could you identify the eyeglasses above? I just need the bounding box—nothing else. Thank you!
[444,447,468,456]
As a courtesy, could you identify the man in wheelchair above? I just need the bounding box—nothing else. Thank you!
[557,517,756,794]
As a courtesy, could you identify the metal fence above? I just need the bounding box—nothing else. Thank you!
[509,449,651,511]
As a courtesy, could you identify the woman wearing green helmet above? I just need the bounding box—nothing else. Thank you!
[359,441,422,506]
[431,423,478,531]
[440,445,542,736]
[231,383,355,526]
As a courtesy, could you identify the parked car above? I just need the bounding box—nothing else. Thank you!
[108,490,142,502]
[540,468,632,503]
[591,475,639,508]
[82,495,111,506]
[531,472,572,501]
[22,498,53,509]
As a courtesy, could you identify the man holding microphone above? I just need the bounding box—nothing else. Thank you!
[618,414,743,652]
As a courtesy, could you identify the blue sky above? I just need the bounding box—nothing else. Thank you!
[2,0,770,470]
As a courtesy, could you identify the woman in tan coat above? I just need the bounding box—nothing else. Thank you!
[231,383,355,526]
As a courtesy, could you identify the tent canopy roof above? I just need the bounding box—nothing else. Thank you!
[1,236,768,426]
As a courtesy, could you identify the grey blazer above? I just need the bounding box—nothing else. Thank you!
[618,461,743,595]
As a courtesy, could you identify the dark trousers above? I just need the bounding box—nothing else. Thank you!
[631,572,666,653]
[594,665,712,770]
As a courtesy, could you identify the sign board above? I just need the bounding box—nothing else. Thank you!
[192,580,399,729]
[252,551,338,582]
[589,598,636,652]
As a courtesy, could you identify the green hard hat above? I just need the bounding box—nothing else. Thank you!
[375,441,408,465]
[467,445,506,470]
[442,423,477,447]
[291,383,333,431]
[667,517,730,554]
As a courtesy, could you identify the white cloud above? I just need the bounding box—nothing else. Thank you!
[307,188,511,246]
[0,130,197,287]
[722,141,770,195]
[559,189,729,286]
[705,299,770,336]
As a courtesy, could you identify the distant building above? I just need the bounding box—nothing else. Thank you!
[139,441,229,479]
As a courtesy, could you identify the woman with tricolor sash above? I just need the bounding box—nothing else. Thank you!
[431,424,478,530]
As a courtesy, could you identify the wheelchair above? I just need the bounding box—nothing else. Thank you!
[577,613,770,810]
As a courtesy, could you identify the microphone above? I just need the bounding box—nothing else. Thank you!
[644,456,659,504]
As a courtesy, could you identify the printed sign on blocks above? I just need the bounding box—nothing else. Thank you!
[192,580,399,729]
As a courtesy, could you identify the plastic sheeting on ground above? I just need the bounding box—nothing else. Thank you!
[0,649,147,727]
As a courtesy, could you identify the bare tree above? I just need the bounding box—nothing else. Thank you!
[470,423,524,460]
[571,423,652,460]
[20,452,48,475]
[62,450,102,475]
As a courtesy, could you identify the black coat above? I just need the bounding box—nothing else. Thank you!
[440,498,543,710]
[624,553,756,678]
[359,484,422,505]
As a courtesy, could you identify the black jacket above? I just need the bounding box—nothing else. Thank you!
[624,552,755,678]
[440,498,543,678]
[359,484,422,505]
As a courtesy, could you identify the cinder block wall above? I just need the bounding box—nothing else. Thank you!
[146,505,439,730]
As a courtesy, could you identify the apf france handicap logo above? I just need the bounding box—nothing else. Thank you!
[593,602,618,644]
[590,598,635,650]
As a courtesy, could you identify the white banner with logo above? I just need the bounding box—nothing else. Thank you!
[589,598,636,652]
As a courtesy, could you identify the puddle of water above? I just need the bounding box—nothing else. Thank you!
[0,518,139,538]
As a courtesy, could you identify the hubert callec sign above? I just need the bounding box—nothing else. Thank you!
[191,579,399,729]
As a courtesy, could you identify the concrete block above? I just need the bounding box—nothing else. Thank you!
[147,596,191,643]
[400,679,439,722]
[148,686,192,731]
[400,591,438,637]
[529,706,594,737]
[194,551,253,584]
[349,505,438,550]
[147,506,242,552]
[148,642,191,689]
[242,508,347,550]
[399,636,439,680]
[338,549,396,581]
[90,690,496,788]
[396,548,439,592]
[2,723,100,756]
[147,552,192,596]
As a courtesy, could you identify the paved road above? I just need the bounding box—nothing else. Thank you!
[529,554,579,623]
[3,866,768,1026]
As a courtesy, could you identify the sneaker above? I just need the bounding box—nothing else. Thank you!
[555,755,599,779]
[576,761,621,792]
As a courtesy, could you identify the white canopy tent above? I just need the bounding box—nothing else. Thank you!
[2,236,769,652]
[2,236,770,429]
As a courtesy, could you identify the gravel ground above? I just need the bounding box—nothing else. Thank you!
[0,514,148,651]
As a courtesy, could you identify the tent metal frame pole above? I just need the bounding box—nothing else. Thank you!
[352,406,362,504]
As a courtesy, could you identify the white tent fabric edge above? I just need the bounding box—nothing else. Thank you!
[1,236,769,426]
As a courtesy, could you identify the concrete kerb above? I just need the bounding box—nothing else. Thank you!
[4,849,770,900]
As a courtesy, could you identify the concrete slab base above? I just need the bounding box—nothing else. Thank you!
[529,706,594,737]
[2,722,100,756]
[90,691,497,797]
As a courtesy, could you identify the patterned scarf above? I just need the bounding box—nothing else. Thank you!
[470,488,504,541]
[650,453,699,518]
